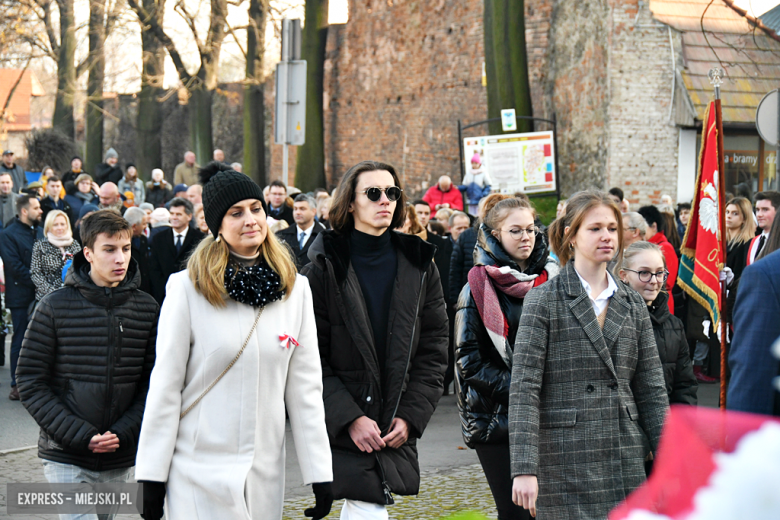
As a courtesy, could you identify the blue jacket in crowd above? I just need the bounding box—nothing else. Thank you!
[0,218,42,308]
[728,248,780,416]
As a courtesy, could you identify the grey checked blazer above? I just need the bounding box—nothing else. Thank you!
[509,261,669,520]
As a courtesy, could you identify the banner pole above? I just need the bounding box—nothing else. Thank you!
[713,77,728,410]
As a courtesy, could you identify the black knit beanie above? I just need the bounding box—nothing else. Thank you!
[199,162,267,239]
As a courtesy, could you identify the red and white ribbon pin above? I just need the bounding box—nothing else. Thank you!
[279,333,300,349]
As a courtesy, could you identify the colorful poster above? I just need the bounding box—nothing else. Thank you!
[462,131,556,195]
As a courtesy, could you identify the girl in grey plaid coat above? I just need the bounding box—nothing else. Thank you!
[509,191,669,520]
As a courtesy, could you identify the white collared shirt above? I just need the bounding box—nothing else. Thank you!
[748,230,769,265]
[173,226,189,247]
[575,268,618,316]
[296,223,314,248]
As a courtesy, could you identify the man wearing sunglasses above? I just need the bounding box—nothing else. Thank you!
[302,161,448,519]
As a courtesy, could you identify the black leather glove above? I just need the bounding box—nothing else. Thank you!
[139,480,166,520]
[304,482,333,519]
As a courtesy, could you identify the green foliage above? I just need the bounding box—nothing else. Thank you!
[531,194,559,226]
[440,512,490,520]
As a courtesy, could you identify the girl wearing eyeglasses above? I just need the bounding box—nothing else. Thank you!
[509,191,669,519]
[618,241,697,407]
[455,197,559,520]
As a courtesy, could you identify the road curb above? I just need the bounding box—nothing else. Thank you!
[0,445,36,456]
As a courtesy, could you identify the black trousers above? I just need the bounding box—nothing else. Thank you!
[475,443,532,520]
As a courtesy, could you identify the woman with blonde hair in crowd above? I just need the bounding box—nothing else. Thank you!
[400,204,425,235]
[135,163,333,520]
[456,197,558,519]
[30,210,82,302]
[509,190,668,519]
[192,203,209,234]
[725,196,756,281]
[317,196,331,229]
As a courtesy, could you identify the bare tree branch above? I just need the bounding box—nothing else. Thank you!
[224,20,248,59]
[127,0,193,83]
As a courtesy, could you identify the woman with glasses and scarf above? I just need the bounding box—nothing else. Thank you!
[455,197,558,520]
[618,241,697,406]
[135,163,333,520]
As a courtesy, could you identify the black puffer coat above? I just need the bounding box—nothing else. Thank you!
[16,252,159,470]
[647,291,698,405]
[302,230,448,505]
[455,225,556,448]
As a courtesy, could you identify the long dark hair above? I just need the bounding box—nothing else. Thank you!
[328,160,407,233]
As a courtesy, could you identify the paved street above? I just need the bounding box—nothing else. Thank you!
[1,337,721,519]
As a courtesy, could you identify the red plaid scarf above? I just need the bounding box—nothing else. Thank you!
[468,264,548,366]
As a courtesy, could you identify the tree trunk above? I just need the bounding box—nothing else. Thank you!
[85,0,106,173]
[243,0,268,186]
[136,0,165,180]
[482,0,501,135]
[52,0,76,139]
[294,0,328,192]
[189,80,214,168]
[484,0,533,134]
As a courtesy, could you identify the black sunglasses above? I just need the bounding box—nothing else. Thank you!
[360,186,403,202]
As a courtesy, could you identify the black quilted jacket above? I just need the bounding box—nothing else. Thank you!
[16,252,159,471]
[454,225,551,448]
[647,291,698,405]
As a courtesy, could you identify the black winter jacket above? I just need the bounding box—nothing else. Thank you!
[455,225,555,448]
[301,229,448,505]
[449,225,478,304]
[16,252,159,471]
[647,291,698,405]
[0,218,41,308]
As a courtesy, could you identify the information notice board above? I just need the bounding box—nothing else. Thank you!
[463,130,557,195]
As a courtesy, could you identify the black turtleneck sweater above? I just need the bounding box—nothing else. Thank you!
[350,228,397,370]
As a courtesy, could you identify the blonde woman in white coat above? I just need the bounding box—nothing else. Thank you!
[135,163,333,520]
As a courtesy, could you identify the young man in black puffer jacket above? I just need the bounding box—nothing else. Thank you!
[16,210,159,490]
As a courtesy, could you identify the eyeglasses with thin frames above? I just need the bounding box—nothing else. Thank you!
[623,269,669,283]
[359,186,403,202]
[500,226,539,239]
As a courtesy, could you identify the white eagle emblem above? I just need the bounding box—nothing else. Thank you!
[699,174,719,235]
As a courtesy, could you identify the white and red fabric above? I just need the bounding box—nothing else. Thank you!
[610,405,780,520]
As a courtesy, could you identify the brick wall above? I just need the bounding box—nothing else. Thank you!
[606,0,680,207]
[322,0,489,197]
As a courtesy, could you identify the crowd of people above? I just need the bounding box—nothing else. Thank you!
[1,144,779,520]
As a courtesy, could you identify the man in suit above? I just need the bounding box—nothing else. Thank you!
[266,180,294,226]
[0,193,43,400]
[728,249,780,416]
[277,193,325,270]
[746,191,780,266]
[124,207,153,296]
[149,197,204,303]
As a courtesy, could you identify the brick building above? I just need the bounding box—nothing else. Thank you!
[314,0,780,204]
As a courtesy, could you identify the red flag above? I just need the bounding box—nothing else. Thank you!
[677,102,724,329]
[610,406,780,519]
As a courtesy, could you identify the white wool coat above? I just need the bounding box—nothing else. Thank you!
[135,271,332,519]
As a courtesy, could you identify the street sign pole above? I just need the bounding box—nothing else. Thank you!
[275,19,305,187]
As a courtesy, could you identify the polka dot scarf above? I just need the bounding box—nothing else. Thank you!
[224,258,285,308]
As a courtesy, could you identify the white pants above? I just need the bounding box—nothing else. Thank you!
[339,499,389,520]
